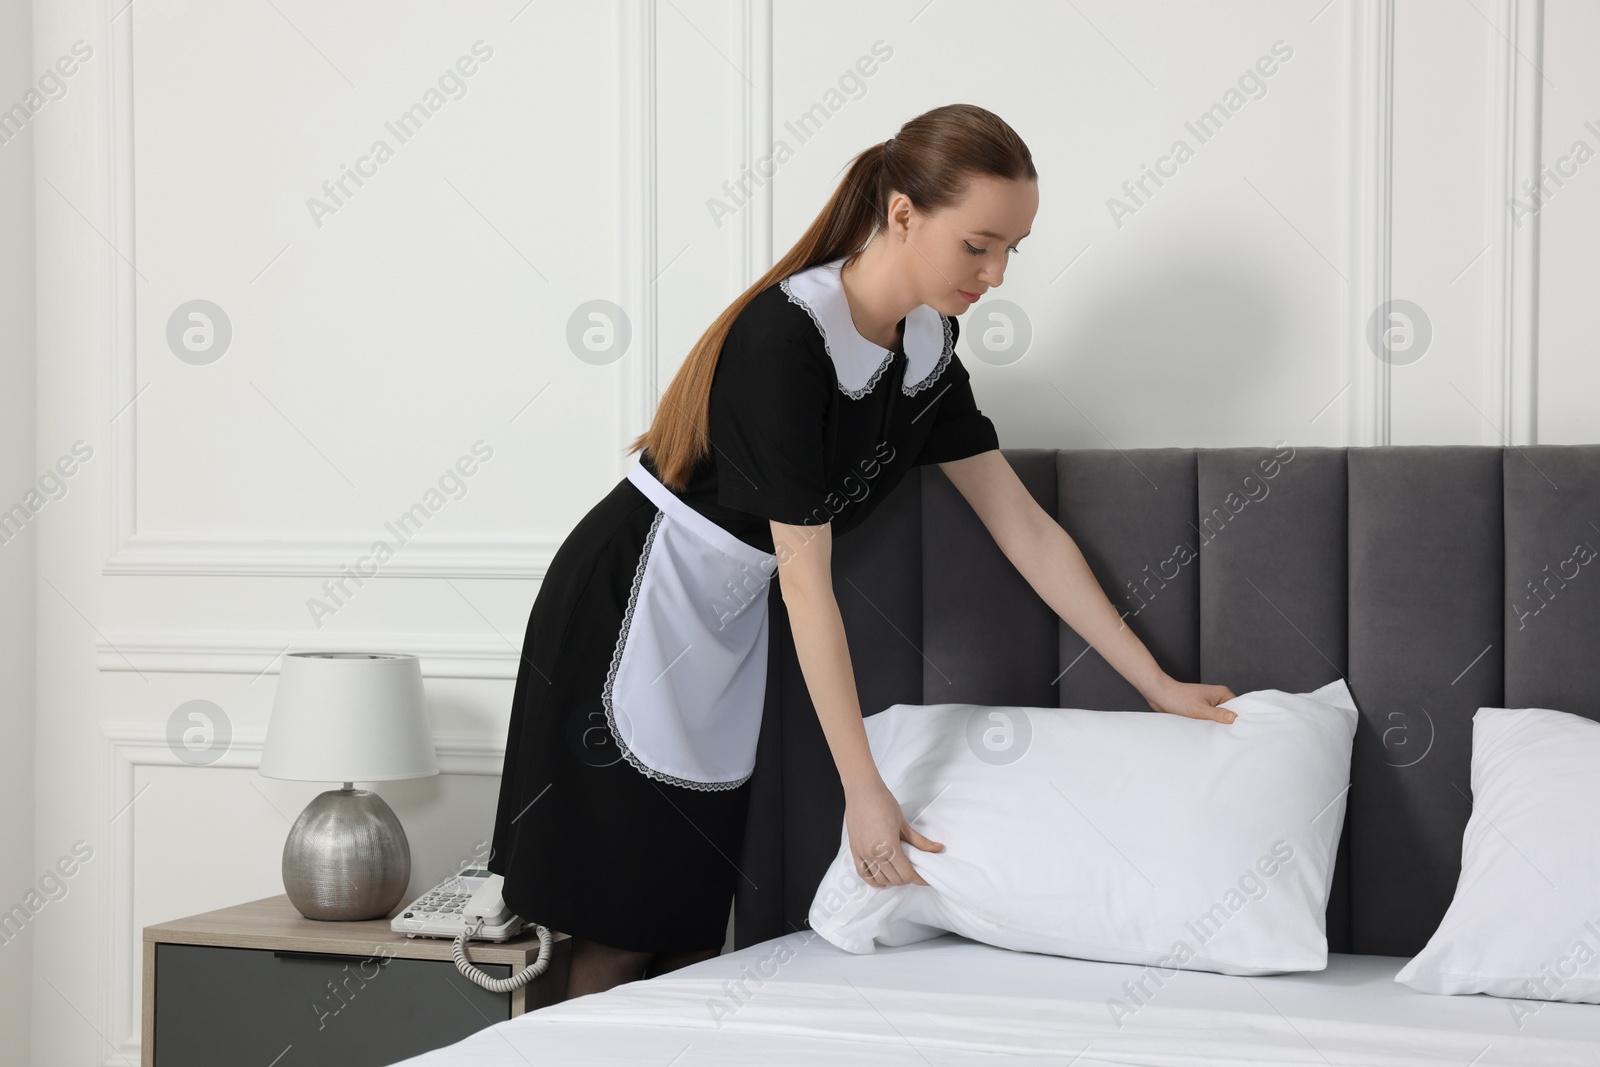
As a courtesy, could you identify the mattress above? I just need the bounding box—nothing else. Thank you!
[393,930,1600,1065]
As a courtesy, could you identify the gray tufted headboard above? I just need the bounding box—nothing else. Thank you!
[732,445,1600,958]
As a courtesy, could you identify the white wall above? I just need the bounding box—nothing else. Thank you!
[0,0,36,1053]
[1534,0,1600,442]
[13,0,1597,1063]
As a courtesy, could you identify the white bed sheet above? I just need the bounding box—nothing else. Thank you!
[395,930,1600,1065]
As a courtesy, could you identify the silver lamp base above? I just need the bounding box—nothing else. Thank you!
[282,784,411,921]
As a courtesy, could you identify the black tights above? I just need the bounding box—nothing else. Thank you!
[565,936,722,999]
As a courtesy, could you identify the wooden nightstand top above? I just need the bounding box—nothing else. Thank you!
[143,893,570,966]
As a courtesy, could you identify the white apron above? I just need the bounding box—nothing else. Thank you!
[601,456,779,791]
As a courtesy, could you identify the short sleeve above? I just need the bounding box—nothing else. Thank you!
[708,307,834,526]
[913,321,999,466]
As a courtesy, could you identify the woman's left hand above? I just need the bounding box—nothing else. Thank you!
[1146,678,1238,724]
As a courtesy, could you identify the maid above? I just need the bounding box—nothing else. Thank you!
[488,103,1238,1000]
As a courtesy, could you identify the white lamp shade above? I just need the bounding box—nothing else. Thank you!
[260,652,439,782]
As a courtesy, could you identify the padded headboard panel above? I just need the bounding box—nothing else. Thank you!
[732,444,1600,958]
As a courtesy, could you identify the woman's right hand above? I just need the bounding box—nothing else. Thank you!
[844,782,943,888]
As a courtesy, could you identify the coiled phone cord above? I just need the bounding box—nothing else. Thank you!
[452,919,554,993]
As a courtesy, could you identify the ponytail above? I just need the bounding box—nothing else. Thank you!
[628,104,1034,490]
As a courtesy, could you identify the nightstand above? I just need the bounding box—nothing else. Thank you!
[142,894,571,1067]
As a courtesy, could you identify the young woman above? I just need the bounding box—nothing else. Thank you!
[488,103,1238,1001]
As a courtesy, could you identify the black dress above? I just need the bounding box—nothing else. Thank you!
[487,256,1000,953]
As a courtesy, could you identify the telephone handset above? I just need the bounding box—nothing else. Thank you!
[391,868,553,992]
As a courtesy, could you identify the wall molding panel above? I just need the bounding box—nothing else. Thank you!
[1500,0,1544,446]
[99,2,657,580]
[738,0,774,287]
[1344,0,1396,447]
[616,0,657,478]
[94,629,522,679]
[101,532,561,579]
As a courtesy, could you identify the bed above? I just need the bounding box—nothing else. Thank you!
[401,930,1600,1063]
[399,444,1600,1064]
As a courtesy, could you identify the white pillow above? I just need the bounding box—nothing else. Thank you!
[807,680,1358,976]
[1395,706,1600,1005]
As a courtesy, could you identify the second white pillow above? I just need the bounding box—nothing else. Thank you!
[1394,705,1600,1004]
[808,680,1359,976]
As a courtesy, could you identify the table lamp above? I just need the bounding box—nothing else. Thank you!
[259,651,438,921]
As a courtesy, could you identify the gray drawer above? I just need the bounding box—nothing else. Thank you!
[153,942,512,1066]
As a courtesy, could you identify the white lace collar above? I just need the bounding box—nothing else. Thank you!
[778,257,954,399]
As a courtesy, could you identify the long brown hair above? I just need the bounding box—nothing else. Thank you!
[628,103,1036,490]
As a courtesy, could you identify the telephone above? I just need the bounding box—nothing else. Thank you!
[392,867,526,941]
[391,868,553,993]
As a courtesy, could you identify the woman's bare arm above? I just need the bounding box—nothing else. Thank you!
[768,519,883,794]
[769,517,941,888]
[936,450,1236,723]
